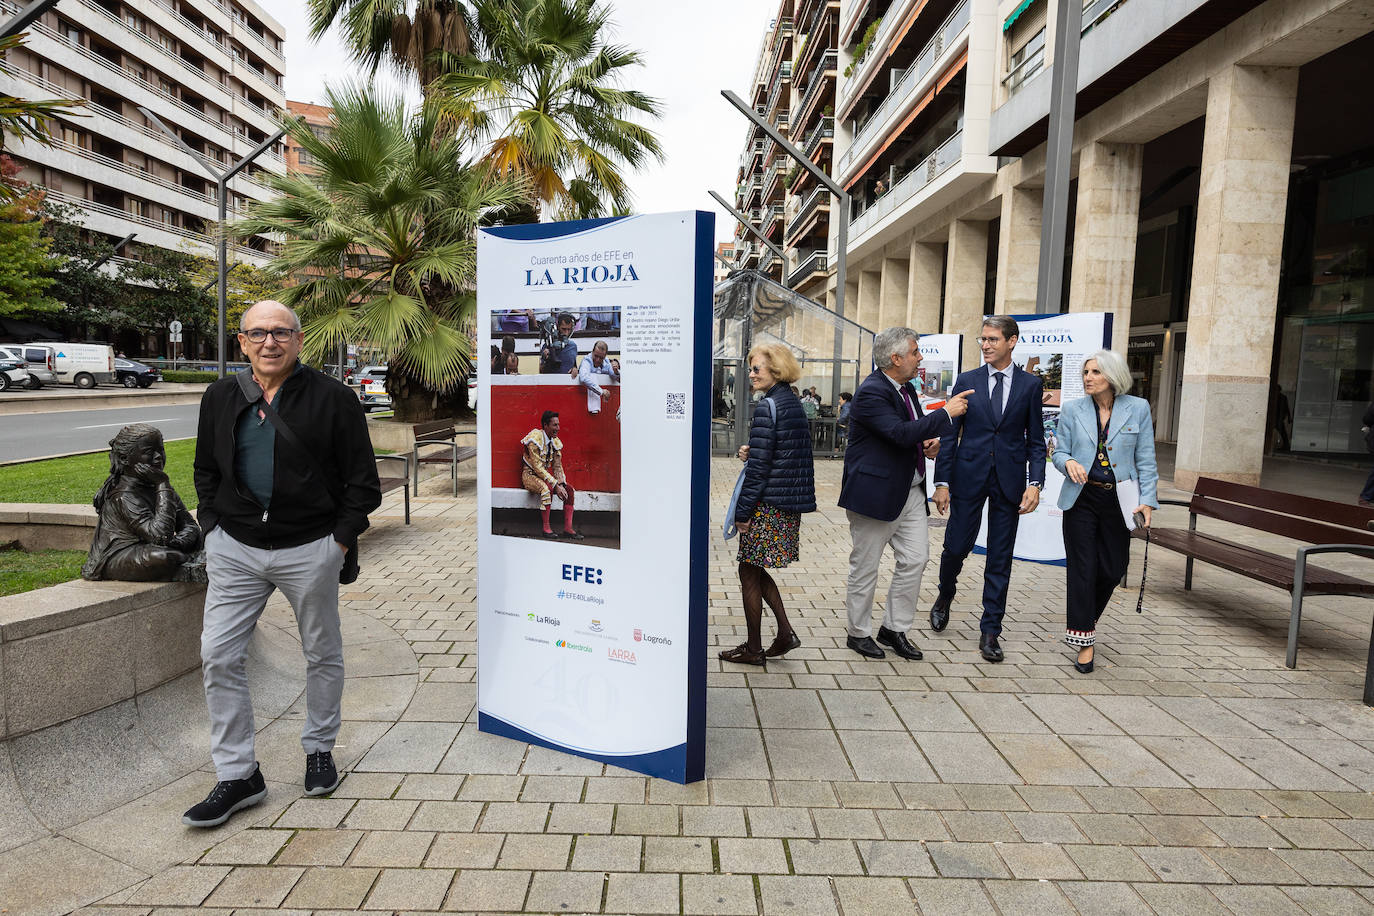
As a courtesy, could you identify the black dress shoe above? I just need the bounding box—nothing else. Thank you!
[978,634,1004,663]
[929,593,952,632]
[846,635,885,659]
[765,631,801,657]
[876,626,923,660]
[718,643,766,666]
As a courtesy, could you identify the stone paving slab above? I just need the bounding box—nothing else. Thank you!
[3,459,1374,913]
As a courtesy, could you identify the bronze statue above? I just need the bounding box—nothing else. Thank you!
[82,423,204,582]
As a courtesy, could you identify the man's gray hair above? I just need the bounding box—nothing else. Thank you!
[873,327,918,368]
[1086,349,1133,395]
[240,300,301,332]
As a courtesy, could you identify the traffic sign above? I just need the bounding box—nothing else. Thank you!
[169,319,183,334]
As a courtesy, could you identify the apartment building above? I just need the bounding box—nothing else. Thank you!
[733,0,1374,487]
[284,99,331,175]
[0,0,287,279]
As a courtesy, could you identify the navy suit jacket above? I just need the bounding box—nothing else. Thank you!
[838,369,952,522]
[933,363,1047,505]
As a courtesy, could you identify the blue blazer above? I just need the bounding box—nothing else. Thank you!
[1052,394,1159,511]
[838,369,952,522]
[933,363,1047,505]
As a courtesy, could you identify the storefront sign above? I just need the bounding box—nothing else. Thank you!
[475,212,713,783]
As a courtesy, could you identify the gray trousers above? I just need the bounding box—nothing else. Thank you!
[844,479,930,638]
[202,527,345,780]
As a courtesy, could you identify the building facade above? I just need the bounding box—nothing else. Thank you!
[733,0,1374,485]
[0,0,287,274]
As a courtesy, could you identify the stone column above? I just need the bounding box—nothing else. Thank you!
[907,239,944,335]
[1069,141,1144,353]
[1174,64,1297,491]
[877,256,910,332]
[994,185,1043,316]
[857,268,882,332]
[944,219,988,369]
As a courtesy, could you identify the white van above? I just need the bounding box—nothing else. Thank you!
[0,343,58,387]
[34,342,116,388]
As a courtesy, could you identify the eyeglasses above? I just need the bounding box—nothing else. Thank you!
[241,327,298,343]
[977,336,1005,346]
[748,364,765,374]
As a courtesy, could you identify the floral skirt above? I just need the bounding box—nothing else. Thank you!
[736,502,801,568]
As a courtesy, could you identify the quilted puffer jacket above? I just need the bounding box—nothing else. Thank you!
[735,383,817,522]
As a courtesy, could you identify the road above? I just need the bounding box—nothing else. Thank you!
[1,403,201,463]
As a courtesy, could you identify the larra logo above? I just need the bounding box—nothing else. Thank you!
[525,264,640,287]
[608,647,637,664]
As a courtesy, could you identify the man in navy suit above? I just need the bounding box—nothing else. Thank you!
[931,316,1046,662]
[839,328,973,660]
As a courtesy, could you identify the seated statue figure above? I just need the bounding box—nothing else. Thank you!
[81,423,203,581]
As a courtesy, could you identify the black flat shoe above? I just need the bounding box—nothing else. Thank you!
[877,626,923,660]
[541,530,559,539]
[560,530,585,540]
[978,634,1004,663]
[718,643,766,666]
[1073,659,1094,674]
[930,593,952,632]
[765,631,801,657]
[846,635,885,659]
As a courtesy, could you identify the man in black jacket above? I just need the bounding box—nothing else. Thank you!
[182,301,381,828]
[839,328,972,660]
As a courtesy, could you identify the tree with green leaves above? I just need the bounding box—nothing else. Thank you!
[433,0,663,220]
[231,86,527,421]
[306,0,472,86]
[0,155,57,318]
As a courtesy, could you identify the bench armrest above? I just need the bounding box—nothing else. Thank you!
[1297,544,1374,561]
[375,453,411,473]
[1155,498,1193,508]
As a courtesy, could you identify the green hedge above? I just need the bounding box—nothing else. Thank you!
[160,370,216,383]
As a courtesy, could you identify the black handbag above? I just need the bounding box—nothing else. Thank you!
[235,371,360,584]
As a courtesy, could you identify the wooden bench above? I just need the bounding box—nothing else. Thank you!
[1142,477,1374,701]
[412,420,477,497]
[374,453,411,525]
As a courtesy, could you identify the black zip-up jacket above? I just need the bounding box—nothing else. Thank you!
[735,383,817,522]
[194,364,382,549]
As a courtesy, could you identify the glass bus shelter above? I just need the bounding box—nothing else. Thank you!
[712,269,873,458]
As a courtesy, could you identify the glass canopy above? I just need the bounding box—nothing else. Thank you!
[712,269,873,457]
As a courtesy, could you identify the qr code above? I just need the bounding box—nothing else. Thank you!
[665,392,687,420]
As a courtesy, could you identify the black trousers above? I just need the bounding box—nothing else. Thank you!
[1062,483,1130,646]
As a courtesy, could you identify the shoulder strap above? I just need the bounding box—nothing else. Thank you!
[237,370,339,507]
[764,397,776,422]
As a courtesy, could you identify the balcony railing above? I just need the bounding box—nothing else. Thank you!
[1082,0,1129,36]
[793,50,837,129]
[786,249,827,287]
[146,0,232,63]
[803,116,834,160]
[786,186,831,240]
[838,0,969,177]
[840,0,916,108]
[1003,30,1045,97]
[850,130,962,240]
[43,188,268,260]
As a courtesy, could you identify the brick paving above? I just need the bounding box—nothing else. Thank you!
[10,456,1374,914]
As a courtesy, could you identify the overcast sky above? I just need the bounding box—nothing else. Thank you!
[272,1,778,246]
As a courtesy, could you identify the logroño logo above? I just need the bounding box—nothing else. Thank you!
[608,647,637,664]
[634,629,672,646]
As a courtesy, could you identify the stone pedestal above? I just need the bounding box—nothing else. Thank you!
[907,240,944,335]
[944,219,989,369]
[1069,141,1144,352]
[994,185,1043,316]
[1175,64,1297,491]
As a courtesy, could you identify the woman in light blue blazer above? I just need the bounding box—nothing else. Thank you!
[1051,349,1158,673]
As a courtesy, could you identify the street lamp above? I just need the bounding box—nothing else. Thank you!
[707,190,786,263]
[1,0,60,39]
[138,105,288,378]
[1034,0,1085,314]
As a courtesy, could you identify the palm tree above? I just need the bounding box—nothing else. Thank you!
[305,0,472,87]
[434,0,663,219]
[231,86,527,421]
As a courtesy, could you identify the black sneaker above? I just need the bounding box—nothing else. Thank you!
[304,750,342,796]
[182,764,267,828]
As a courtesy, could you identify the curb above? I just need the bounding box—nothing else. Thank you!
[0,386,207,417]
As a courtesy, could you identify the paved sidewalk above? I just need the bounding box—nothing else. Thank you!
[4,457,1374,915]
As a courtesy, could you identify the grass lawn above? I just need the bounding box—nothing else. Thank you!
[0,549,87,596]
[0,438,198,509]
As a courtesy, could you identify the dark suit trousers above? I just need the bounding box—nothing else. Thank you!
[937,468,1020,636]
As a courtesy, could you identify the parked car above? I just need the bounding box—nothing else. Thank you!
[0,357,32,392]
[114,357,160,388]
[33,341,116,388]
[357,364,390,411]
[0,344,57,388]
